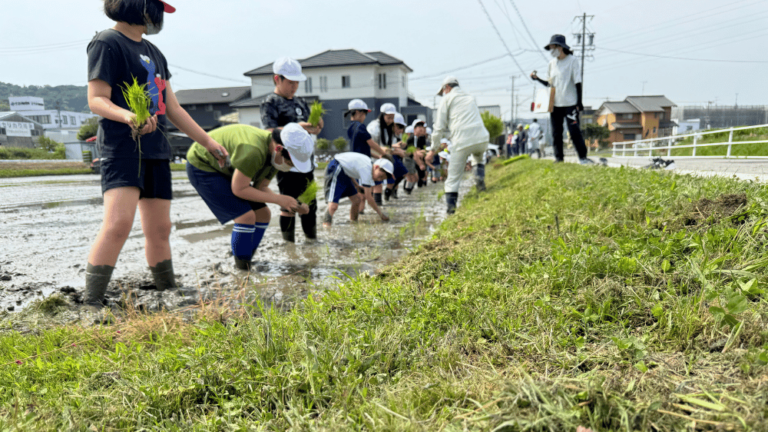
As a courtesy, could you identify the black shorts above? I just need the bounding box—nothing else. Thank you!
[277,171,315,212]
[101,158,172,200]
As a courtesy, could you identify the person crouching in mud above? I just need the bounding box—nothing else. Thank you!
[323,153,394,227]
[186,123,314,270]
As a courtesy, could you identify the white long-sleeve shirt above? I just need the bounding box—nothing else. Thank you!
[430,87,489,152]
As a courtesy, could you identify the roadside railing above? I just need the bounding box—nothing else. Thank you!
[612,124,768,159]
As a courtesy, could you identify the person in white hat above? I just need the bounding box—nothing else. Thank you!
[366,103,399,205]
[322,153,393,226]
[186,123,313,270]
[345,99,386,158]
[427,76,490,214]
[383,113,409,201]
[262,57,324,244]
[406,119,430,188]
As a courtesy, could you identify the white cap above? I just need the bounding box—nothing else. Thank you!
[440,138,450,144]
[380,103,397,115]
[405,125,414,134]
[394,113,406,127]
[438,151,451,161]
[345,99,370,116]
[373,158,394,176]
[279,123,313,173]
[437,75,459,96]
[272,57,307,82]
[411,119,426,129]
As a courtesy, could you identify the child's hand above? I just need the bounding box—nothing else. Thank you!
[139,115,158,135]
[203,139,229,168]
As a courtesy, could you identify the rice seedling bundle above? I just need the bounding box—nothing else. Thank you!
[120,76,152,176]
[308,101,325,127]
[298,180,319,205]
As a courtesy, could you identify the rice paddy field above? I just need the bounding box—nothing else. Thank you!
[1,160,767,431]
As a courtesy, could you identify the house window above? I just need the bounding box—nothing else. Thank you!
[0,128,5,135]
[31,129,39,137]
[305,77,313,93]
[320,76,328,92]
[342,76,351,88]
[70,116,76,125]
[623,133,636,140]
[188,105,196,111]
[653,127,657,133]
[378,73,387,90]
[213,110,222,120]
[622,113,633,120]
[205,104,213,112]
[658,112,665,120]
[61,116,68,125]
[402,76,405,88]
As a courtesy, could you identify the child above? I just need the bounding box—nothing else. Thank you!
[346,99,386,214]
[384,113,409,201]
[367,103,397,205]
[406,120,430,187]
[323,153,393,226]
[186,123,313,270]
[84,0,229,307]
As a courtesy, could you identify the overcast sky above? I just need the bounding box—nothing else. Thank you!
[1,0,766,120]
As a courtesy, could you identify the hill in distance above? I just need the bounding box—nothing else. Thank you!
[0,82,90,114]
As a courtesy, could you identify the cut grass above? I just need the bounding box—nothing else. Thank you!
[1,161,767,430]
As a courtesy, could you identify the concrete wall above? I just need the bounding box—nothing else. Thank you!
[237,107,262,128]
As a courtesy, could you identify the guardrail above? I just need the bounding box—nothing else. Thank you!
[612,124,768,159]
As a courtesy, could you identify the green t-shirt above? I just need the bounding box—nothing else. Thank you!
[186,124,277,185]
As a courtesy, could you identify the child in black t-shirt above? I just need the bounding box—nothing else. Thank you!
[83,0,229,307]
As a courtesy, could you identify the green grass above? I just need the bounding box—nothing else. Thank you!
[315,160,328,171]
[664,127,768,157]
[170,163,186,172]
[1,161,768,430]
[0,147,65,160]
[0,168,92,178]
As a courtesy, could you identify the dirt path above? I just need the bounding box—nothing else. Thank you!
[0,170,455,318]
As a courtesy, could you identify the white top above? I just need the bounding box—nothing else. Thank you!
[366,119,395,147]
[335,152,374,187]
[547,55,581,107]
[528,122,542,140]
[431,87,490,152]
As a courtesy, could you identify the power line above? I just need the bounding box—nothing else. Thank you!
[0,39,91,52]
[597,47,768,64]
[168,64,251,84]
[507,0,549,63]
[409,54,512,81]
[476,0,532,83]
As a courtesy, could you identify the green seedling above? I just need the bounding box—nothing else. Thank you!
[298,180,319,205]
[120,76,152,176]
[308,101,325,127]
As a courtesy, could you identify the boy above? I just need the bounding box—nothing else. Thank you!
[84,0,229,306]
[346,99,386,158]
[186,123,313,270]
[323,153,393,227]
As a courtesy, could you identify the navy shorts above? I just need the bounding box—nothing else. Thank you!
[324,160,359,203]
[187,163,266,224]
[101,158,172,199]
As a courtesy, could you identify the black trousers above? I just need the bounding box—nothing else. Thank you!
[551,105,588,161]
[276,171,317,235]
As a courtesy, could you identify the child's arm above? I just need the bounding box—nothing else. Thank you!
[363,186,389,221]
[255,177,309,215]
[231,170,304,213]
[165,83,228,168]
[367,139,386,158]
[88,79,158,135]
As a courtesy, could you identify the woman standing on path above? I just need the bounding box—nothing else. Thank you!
[531,34,593,165]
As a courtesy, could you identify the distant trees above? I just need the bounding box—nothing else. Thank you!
[481,111,504,142]
[333,137,348,152]
[0,81,90,113]
[584,123,611,149]
[77,117,99,141]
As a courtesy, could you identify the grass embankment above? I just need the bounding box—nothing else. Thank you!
[170,163,185,172]
[0,147,64,160]
[0,162,91,178]
[2,161,768,430]
[668,127,768,157]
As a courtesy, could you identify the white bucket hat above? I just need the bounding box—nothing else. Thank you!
[279,123,314,173]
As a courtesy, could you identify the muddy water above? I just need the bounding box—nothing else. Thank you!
[0,170,457,318]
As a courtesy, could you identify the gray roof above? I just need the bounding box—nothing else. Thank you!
[0,111,44,127]
[601,102,640,114]
[230,93,320,109]
[175,86,250,105]
[611,122,643,130]
[626,96,676,112]
[244,49,412,76]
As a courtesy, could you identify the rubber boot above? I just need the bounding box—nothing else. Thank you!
[300,203,317,240]
[280,215,296,243]
[374,193,383,206]
[473,164,486,192]
[84,263,114,307]
[446,192,459,215]
[384,188,391,201]
[392,185,399,199]
[234,257,253,271]
[150,259,177,292]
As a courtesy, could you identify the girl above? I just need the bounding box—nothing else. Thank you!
[531,34,592,164]
[84,0,228,306]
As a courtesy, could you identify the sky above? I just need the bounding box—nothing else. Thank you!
[1,0,766,121]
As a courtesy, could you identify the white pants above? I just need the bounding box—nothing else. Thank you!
[445,141,487,193]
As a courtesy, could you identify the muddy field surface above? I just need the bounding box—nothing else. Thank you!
[0,170,461,329]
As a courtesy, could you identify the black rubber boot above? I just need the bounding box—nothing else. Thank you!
[473,164,486,192]
[84,263,114,307]
[280,215,296,243]
[234,257,253,271]
[374,193,383,206]
[384,188,391,201]
[391,185,399,199]
[300,202,317,240]
[446,192,459,215]
[150,259,177,292]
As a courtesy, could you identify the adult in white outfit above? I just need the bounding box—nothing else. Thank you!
[426,76,490,214]
[528,119,542,158]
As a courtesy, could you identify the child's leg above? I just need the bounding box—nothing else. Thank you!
[349,194,362,221]
[85,187,141,305]
[231,206,270,270]
[138,198,175,290]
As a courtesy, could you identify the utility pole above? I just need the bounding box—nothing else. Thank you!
[573,13,595,131]
[581,13,586,84]
[510,76,515,131]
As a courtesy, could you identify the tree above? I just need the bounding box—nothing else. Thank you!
[77,117,99,141]
[481,111,504,142]
[584,123,610,149]
[316,138,331,152]
[0,102,9,111]
[37,136,66,159]
[332,137,348,152]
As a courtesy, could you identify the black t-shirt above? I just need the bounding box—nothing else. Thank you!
[260,94,310,129]
[407,135,429,150]
[87,29,172,160]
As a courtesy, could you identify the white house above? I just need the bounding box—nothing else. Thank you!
[9,96,98,130]
[234,49,432,140]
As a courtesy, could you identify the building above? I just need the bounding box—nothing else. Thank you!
[595,96,677,144]
[674,105,768,130]
[0,112,45,148]
[237,49,431,141]
[675,119,701,135]
[479,105,502,118]
[8,96,98,130]
[168,86,251,157]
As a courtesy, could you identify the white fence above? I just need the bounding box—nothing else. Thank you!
[612,124,768,159]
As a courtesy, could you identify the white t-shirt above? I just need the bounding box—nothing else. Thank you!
[367,119,395,147]
[547,55,581,107]
[335,152,374,187]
